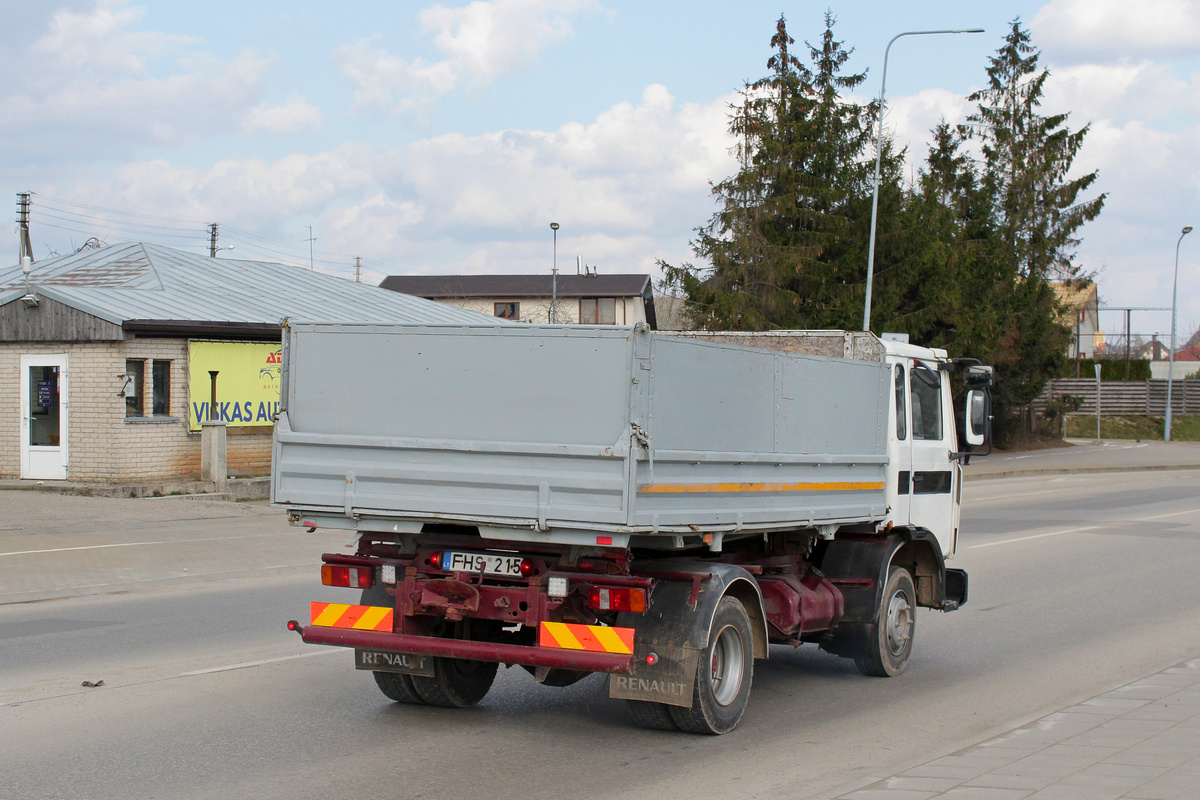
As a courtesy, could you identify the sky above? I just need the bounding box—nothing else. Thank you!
[3,0,1200,342]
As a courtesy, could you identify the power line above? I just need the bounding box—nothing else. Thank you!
[21,193,412,278]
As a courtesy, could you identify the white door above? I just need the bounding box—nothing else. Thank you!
[886,361,912,527]
[20,354,69,480]
[907,358,955,555]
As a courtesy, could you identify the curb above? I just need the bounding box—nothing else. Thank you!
[0,477,270,501]
[964,463,1200,481]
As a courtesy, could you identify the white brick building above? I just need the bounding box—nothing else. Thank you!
[0,242,488,485]
[379,273,657,327]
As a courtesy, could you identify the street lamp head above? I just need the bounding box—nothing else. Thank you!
[550,222,559,231]
[1183,226,1193,235]
[954,28,985,33]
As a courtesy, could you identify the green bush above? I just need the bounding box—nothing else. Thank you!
[1059,358,1151,380]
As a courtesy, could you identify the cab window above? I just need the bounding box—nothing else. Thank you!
[910,364,943,441]
[894,364,907,440]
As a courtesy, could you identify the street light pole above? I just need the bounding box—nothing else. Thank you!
[862,27,984,333]
[550,222,560,323]
[1165,224,1193,441]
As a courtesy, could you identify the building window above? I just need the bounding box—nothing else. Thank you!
[125,359,144,417]
[580,297,617,324]
[495,302,519,319]
[152,360,171,417]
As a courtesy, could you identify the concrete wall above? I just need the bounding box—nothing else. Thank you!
[437,296,646,325]
[0,338,272,483]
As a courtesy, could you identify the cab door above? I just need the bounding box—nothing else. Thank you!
[886,361,912,527]
[908,359,955,555]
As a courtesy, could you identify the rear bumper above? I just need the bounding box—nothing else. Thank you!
[294,624,635,674]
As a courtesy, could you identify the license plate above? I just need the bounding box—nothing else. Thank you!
[444,550,523,577]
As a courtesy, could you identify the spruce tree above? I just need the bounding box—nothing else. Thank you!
[962,19,1105,418]
[662,13,877,331]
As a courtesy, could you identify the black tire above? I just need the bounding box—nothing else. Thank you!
[669,595,754,735]
[411,658,498,707]
[359,584,426,704]
[855,566,916,678]
[373,670,426,704]
[626,699,679,730]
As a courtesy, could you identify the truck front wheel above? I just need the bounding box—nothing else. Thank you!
[855,566,915,677]
[412,658,498,707]
[669,595,754,735]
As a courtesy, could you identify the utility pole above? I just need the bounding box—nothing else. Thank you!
[16,192,34,264]
[354,256,361,283]
[305,226,317,271]
[208,223,219,257]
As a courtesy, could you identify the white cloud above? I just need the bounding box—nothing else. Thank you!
[30,85,733,277]
[1033,0,1200,63]
[0,1,276,161]
[243,96,325,136]
[337,0,603,115]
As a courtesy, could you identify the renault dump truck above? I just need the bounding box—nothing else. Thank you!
[276,321,993,734]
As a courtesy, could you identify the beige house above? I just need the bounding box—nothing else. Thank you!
[0,242,487,486]
[379,273,658,328]
[1054,280,1104,358]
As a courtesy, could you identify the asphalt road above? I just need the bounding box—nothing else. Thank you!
[2,469,1199,800]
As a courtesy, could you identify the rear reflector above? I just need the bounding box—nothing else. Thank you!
[585,586,646,613]
[321,564,373,589]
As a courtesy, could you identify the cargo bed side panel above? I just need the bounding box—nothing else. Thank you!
[273,325,637,526]
[632,337,889,530]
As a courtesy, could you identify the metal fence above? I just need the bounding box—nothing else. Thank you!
[1031,378,1200,417]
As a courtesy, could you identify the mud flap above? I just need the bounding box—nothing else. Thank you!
[608,644,699,706]
[608,561,764,709]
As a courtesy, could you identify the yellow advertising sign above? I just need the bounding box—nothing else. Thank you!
[187,341,282,431]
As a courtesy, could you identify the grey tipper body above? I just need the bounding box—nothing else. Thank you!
[272,323,889,550]
[278,321,989,734]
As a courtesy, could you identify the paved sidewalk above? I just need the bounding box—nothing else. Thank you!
[825,655,1200,800]
[964,440,1200,481]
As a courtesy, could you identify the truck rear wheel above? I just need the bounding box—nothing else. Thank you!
[412,658,498,707]
[358,585,425,704]
[626,700,678,730]
[855,566,915,677]
[669,595,754,735]
[373,670,426,704]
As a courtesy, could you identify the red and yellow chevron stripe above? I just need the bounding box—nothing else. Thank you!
[309,602,394,632]
[538,621,634,655]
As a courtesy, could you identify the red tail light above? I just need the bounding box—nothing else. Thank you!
[585,586,647,613]
[321,564,372,589]
[429,551,444,570]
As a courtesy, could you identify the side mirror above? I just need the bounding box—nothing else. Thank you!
[965,388,989,447]
[964,365,995,389]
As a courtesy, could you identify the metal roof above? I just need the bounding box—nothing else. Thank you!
[379,273,652,299]
[0,242,496,328]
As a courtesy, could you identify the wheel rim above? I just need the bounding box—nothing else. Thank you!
[709,624,745,707]
[885,589,913,656]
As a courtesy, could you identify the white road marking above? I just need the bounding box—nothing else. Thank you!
[0,541,166,557]
[1141,508,1200,521]
[969,507,1200,550]
[0,532,303,558]
[179,649,340,677]
[969,525,1102,549]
